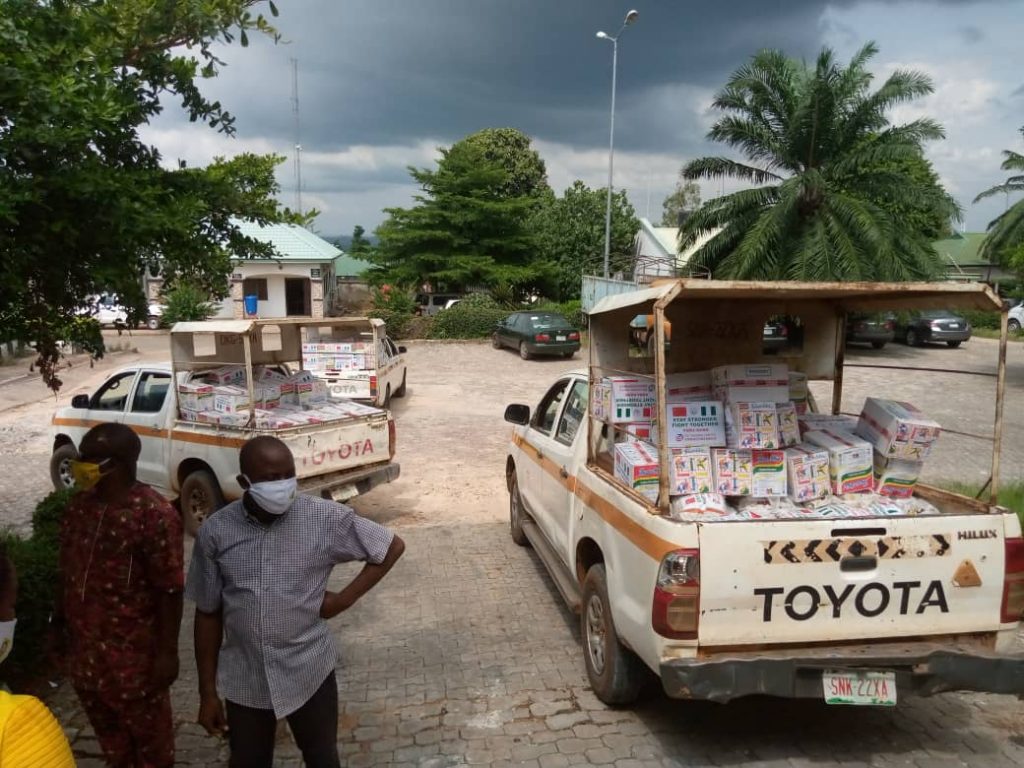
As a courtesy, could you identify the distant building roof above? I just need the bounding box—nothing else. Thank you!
[333,252,373,278]
[233,220,342,262]
[932,232,989,268]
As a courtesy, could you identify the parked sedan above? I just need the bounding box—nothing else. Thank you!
[898,310,972,348]
[493,312,581,360]
[846,313,895,349]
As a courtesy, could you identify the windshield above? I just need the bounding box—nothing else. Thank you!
[529,313,572,330]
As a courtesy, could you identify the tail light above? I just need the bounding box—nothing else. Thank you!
[388,418,396,460]
[780,325,788,337]
[535,333,550,342]
[885,320,895,331]
[1001,537,1024,623]
[370,375,378,396]
[652,548,700,639]
[568,331,580,341]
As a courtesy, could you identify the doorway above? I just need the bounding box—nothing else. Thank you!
[285,278,311,316]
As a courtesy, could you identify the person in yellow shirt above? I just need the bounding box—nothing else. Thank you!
[0,544,75,767]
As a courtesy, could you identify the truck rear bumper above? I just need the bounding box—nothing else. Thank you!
[299,462,400,502]
[660,641,1024,702]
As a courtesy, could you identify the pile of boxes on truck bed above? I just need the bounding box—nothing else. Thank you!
[598,363,943,520]
[177,364,379,430]
[300,340,375,374]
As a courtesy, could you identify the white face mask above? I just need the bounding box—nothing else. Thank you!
[244,477,298,516]
[0,619,15,665]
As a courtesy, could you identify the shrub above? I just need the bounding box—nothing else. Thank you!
[161,282,216,326]
[429,294,509,339]
[1,490,73,685]
[369,288,417,339]
[532,299,585,330]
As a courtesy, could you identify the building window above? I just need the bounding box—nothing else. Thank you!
[243,278,268,300]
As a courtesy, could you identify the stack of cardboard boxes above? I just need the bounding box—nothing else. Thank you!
[301,341,376,373]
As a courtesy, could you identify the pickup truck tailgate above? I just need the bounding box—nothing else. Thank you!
[698,515,1007,646]
[280,414,390,479]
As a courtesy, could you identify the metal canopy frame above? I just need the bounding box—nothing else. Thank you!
[586,279,1009,513]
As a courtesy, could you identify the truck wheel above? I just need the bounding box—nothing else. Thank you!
[50,443,78,491]
[905,329,920,347]
[519,342,531,361]
[146,315,161,330]
[394,372,407,398]
[1010,319,1022,333]
[582,564,643,705]
[509,469,529,547]
[947,340,962,348]
[180,470,224,537]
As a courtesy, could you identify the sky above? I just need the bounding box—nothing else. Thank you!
[141,0,1024,239]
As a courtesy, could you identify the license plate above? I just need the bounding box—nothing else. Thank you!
[330,483,358,502]
[556,335,566,341]
[822,671,897,706]
[948,323,960,329]
[764,328,774,336]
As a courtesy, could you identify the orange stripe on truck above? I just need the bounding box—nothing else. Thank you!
[52,416,244,448]
[512,433,677,562]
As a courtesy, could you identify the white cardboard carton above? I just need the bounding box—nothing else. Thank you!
[777,402,800,447]
[669,447,714,495]
[614,441,660,502]
[212,385,250,414]
[784,444,831,503]
[593,376,656,424]
[873,453,924,499]
[621,422,658,444]
[798,413,860,436]
[712,363,789,404]
[664,401,726,448]
[665,371,712,403]
[726,401,781,449]
[803,429,874,494]
[670,493,728,517]
[177,382,213,412]
[712,448,753,495]
[751,449,788,497]
[856,398,941,461]
[204,365,246,385]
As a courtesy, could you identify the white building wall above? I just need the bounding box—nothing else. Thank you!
[212,262,325,319]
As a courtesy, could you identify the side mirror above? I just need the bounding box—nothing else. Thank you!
[71,394,90,409]
[398,346,407,354]
[504,404,530,425]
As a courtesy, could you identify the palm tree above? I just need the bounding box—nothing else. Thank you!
[974,126,1024,263]
[679,43,958,281]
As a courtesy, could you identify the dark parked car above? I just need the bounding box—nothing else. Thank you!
[493,312,581,360]
[897,310,972,348]
[846,313,895,349]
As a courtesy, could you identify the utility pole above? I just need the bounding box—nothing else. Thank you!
[291,57,303,217]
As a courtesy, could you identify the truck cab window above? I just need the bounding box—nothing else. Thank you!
[555,380,589,446]
[531,379,569,436]
[131,372,171,413]
[90,371,137,412]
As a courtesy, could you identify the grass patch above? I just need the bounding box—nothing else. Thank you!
[939,480,1024,523]
[971,328,1024,342]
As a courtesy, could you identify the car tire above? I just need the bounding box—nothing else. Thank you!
[1009,319,1022,333]
[509,468,529,547]
[394,372,407,398]
[146,315,161,330]
[563,351,575,359]
[905,329,920,347]
[50,443,78,491]
[871,341,886,350]
[383,384,392,408]
[519,342,532,361]
[180,469,224,537]
[947,340,962,348]
[492,333,502,350]
[581,564,644,705]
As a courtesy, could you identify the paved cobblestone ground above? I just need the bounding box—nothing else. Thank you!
[47,522,1024,767]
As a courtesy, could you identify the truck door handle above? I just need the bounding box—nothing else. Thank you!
[840,556,877,573]
[560,467,569,479]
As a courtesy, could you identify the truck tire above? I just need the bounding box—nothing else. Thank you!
[146,315,161,330]
[50,443,78,491]
[509,469,529,547]
[581,564,643,705]
[394,372,407,398]
[180,470,224,537]
[905,328,920,347]
[1010,318,1022,333]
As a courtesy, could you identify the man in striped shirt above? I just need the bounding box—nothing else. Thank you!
[185,435,405,768]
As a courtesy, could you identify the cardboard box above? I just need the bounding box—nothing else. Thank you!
[803,429,874,494]
[788,371,809,401]
[777,402,800,447]
[212,385,250,414]
[216,411,251,428]
[204,365,246,385]
[298,379,329,408]
[784,444,831,503]
[873,453,924,499]
[712,448,753,495]
[621,422,657,444]
[665,371,712,403]
[726,401,780,449]
[751,450,787,497]
[254,409,299,430]
[669,447,714,494]
[178,407,202,423]
[712,364,789,404]
[664,401,726,447]
[614,441,660,502]
[670,493,728,517]
[798,413,859,435]
[177,382,214,412]
[592,376,656,424]
[856,398,941,461]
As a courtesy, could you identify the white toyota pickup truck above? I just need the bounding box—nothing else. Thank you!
[505,279,1024,706]
[51,318,399,532]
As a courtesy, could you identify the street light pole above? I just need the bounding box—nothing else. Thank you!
[597,10,638,280]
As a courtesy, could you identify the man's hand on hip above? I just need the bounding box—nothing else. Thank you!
[319,590,355,619]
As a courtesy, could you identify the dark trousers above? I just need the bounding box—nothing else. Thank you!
[226,671,340,768]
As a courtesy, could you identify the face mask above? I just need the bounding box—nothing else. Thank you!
[244,477,297,516]
[70,459,113,490]
[0,620,15,665]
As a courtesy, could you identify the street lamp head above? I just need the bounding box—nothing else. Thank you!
[596,30,609,39]
[624,9,639,25]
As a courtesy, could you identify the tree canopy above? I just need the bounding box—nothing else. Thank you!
[660,177,702,227]
[460,128,550,199]
[975,126,1024,267]
[532,182,639,300]
[679,42,953,281]
[0,0,302,389]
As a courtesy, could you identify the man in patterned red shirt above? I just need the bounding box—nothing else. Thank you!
[56,423,184,768]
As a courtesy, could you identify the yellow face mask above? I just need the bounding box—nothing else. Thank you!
[69,460,112,490]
